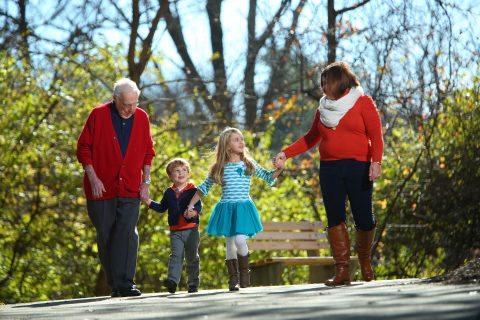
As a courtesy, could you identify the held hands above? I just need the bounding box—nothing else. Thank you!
[272,152,287,170]
[369,162,382,181]
[183,205,197,219]
[139,183,150,202]
[141,197,152,206]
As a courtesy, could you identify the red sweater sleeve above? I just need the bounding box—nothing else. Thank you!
[361,96,383,162]
[143,114,155,166]
[76,110,95,166]
[283,110,322,159]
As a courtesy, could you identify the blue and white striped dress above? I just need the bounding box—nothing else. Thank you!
[198,161,276,237]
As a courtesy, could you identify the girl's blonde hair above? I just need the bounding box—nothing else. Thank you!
[209,127,255,185]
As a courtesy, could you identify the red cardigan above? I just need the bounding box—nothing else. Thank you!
[77,102,155,200]
[283,95,383,162]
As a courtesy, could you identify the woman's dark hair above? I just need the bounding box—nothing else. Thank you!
[320,61,360,99]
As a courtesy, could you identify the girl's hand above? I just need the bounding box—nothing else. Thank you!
[184,205,194,216]
[184,207,197,219]
[273,152,286,169]
[369,162,382,181]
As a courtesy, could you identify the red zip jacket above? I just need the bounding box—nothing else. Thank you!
[77,102,155,200]
[283,95,383,162]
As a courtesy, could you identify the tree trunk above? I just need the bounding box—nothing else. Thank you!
[206,0,233,123]
[327,0,337,64]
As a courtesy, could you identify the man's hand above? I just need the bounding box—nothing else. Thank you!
[90,176,106,198]
[85,165,106,198]
[141,197,152,206]
[139,183,150,200]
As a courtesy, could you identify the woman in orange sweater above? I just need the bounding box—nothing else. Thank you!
[274,61,383,286]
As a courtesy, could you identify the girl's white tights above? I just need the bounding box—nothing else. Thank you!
[225,235,248,259]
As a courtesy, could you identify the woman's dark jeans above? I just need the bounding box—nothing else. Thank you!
[319,159,376,231]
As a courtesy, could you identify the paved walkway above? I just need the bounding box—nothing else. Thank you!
[1,279,479,319]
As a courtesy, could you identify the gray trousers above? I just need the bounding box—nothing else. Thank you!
[168,227,200,287]
[87,197,140,290]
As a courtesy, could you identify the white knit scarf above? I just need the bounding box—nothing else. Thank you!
[318,86,364,128]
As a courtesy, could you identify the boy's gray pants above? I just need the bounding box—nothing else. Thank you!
[87,197,140,290]
[168,227,200,287]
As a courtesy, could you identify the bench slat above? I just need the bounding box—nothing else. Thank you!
[248,241,329,250]
[262,221,325,231]
[253,231,326,240]
[251,256,358,266]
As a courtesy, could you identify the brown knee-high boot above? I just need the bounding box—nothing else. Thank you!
[325,222,351,286]
[356,227,375,282]
[237,254,250,288]
[225,259,239,291]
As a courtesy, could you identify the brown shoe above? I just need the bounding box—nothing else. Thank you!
[225,259,239,291]
[325,222,351,286]
[356,227,375,282]
[237,254,250,288]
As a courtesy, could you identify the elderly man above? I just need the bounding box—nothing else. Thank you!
[77,78,155,297]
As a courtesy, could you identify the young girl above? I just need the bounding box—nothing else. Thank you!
[186,127,283,291]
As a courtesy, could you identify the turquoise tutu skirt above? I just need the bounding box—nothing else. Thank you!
[206,199,263,237]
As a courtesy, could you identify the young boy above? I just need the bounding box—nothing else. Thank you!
[143,158,202,294]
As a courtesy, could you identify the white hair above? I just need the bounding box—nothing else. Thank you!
[113,78,140,98]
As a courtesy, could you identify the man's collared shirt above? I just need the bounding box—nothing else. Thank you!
[110,102,134,157]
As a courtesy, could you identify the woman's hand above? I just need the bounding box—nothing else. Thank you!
[369,162,382,181]
[273,152,286,169]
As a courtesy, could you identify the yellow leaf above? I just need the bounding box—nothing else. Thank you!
[22,214,31,224]
[211,51,221,61]
[377,199,387,209]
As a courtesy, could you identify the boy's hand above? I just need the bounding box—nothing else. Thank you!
[184,206,197,219]
[141,197,152,206]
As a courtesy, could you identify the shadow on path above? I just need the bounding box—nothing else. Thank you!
[12,296,110,308]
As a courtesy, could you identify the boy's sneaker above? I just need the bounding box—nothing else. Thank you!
[188,286,198,293]
[163,279,177,294]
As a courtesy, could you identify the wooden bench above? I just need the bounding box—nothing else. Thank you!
[248,221,358,286]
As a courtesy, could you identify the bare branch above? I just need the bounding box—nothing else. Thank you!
[335,0,370,15]
[259,0,307,124]
[127,0,140,82]
[244,0,290,128]
[108,0,132,27]
[163,0,218,118]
